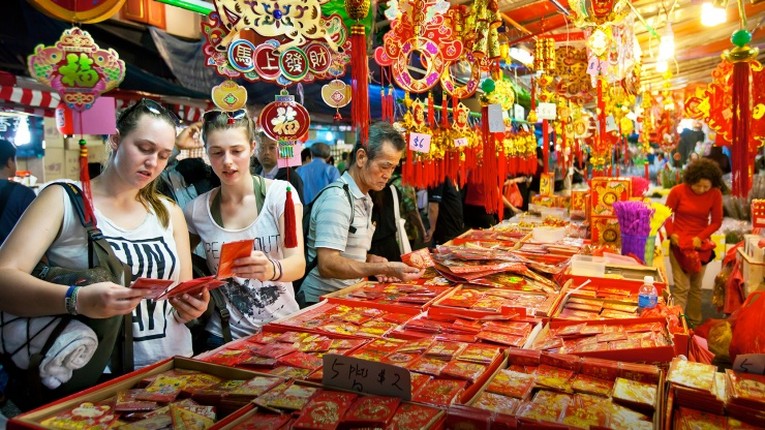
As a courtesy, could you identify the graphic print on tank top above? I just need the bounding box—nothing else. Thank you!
[106,235,179,342]
[222,279,288,320]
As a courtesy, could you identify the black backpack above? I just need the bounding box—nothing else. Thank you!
[293,181,355,296]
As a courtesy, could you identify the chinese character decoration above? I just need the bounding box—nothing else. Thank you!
[555,46,592,101]
[685,26,764,198]
[27,27,125,111]
[259,89,311,159]
[201,0,350,87]
[374,0,463,94]
[211,80,248,113]
[259,89,310,249]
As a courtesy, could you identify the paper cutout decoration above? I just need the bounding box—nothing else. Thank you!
[27,27,125,112]
[211,80,248,112]
[28,0,126,24]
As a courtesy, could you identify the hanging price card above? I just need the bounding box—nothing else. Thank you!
[409,132,432,153]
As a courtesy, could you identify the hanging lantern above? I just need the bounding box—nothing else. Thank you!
[55,102,74,135]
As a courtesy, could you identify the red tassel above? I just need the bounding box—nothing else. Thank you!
[441,94,449,128]
[78,138,96,225]
[427,93,435,128]
[731,61,751,198]
[284,187,297,248]
[350,24,369,144]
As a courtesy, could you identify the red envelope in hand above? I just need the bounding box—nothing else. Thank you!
[157,276,226,300]
[131,278,174,300]
[217,239,255,278]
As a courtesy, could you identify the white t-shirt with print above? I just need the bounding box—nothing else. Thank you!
[46,187,190,369]
[184,178,300,339]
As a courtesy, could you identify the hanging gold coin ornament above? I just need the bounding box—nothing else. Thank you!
[259,89,311,159]
[321,79,352,121]
[211,80,248,112]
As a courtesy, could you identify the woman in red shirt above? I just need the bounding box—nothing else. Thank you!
[664,158,724,326]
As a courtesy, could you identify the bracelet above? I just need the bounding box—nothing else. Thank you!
[64,285,80,316]
[274,259,283,281]
[268,258,278,281]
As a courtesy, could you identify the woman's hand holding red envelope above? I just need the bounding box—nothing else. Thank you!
[232,250,276,282]
[170,288,210,324]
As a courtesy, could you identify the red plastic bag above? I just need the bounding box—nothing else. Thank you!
[729,291,765,361]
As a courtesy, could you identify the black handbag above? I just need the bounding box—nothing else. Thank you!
[1,182,133,410]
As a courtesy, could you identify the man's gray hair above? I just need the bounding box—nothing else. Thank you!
[351,122,406,164]
[310,142,331,159]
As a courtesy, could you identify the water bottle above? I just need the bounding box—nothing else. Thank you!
[638,275,658,310]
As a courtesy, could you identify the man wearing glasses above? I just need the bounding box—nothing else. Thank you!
[298,122,424,307]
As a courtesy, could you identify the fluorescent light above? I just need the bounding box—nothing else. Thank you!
[509,47,534,66]
[15,117,31,146]
[701,2,726,27]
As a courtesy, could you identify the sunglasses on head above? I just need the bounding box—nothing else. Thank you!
[118,98,180,126]
[203,109,248,124]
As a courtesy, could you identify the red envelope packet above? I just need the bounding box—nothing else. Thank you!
[137,375,186,402]
[159,276,226,300]
[384,352,420,366]
[230,413,292,430]
[535,365,575,391]
[293,391,357,430]
[471,392,520,415]
[342,396,400,427]
[475,331,525,347]
[239,356,278,368]
[385,403,441,430]
[440,360,487,382]
[571,373,614,397]
[131,278,174,300]
[561,398,610,429]
[406,356,449,376]
[256,382,318,410]
[40,402,119,430]
[611,377,657,413]
[169,403,214,430]
[487,369,536,399]
[401,248,434,269]
[457,344,500,364]
[115,390,158,412]
[217,239,254,278]
[278,351,323,370]
[251,342,297,359]
[396,339,434,354]
[412,378,467,406]
[228,376,284,397]
[425,342,467,360]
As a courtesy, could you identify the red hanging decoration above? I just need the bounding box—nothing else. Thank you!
[350,24,370,145]
[284,187,297,248]
[731,60,751,198]
[78,138,96,225]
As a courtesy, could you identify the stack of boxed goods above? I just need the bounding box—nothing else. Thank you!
[445,349,663,429]
[570,189,590,221]
[590,177,632,248]
[665,357,765,428]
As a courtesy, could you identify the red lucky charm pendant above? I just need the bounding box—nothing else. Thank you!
[258,89,311,158]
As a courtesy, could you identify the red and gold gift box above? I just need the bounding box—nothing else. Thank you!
[570,190,588,217]
[540,172,555,196]
[590,216,621,248]
[590,177,631,217]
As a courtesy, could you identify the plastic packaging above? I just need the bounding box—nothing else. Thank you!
[638,275,658,310]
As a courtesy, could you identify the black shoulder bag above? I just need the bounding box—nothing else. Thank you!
[0,182,132,410]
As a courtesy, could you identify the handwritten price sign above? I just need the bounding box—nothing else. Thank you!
[409,132,432,153]
[322,354,412,400]
[733,353,765,375]
[454,137,469,148]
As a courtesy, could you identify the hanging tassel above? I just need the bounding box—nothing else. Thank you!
[350,24,369,144]
[78,138,96,225]
[731,60,751,198]
[427,93,435,128]
[284,186,297,248]
[441,94,449,128]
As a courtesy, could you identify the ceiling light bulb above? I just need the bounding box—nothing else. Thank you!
[656,61,668,73]
[658,24,675,61]
[701,2,726,27]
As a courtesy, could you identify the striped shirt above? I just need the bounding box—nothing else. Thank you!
[301,172,374,303]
